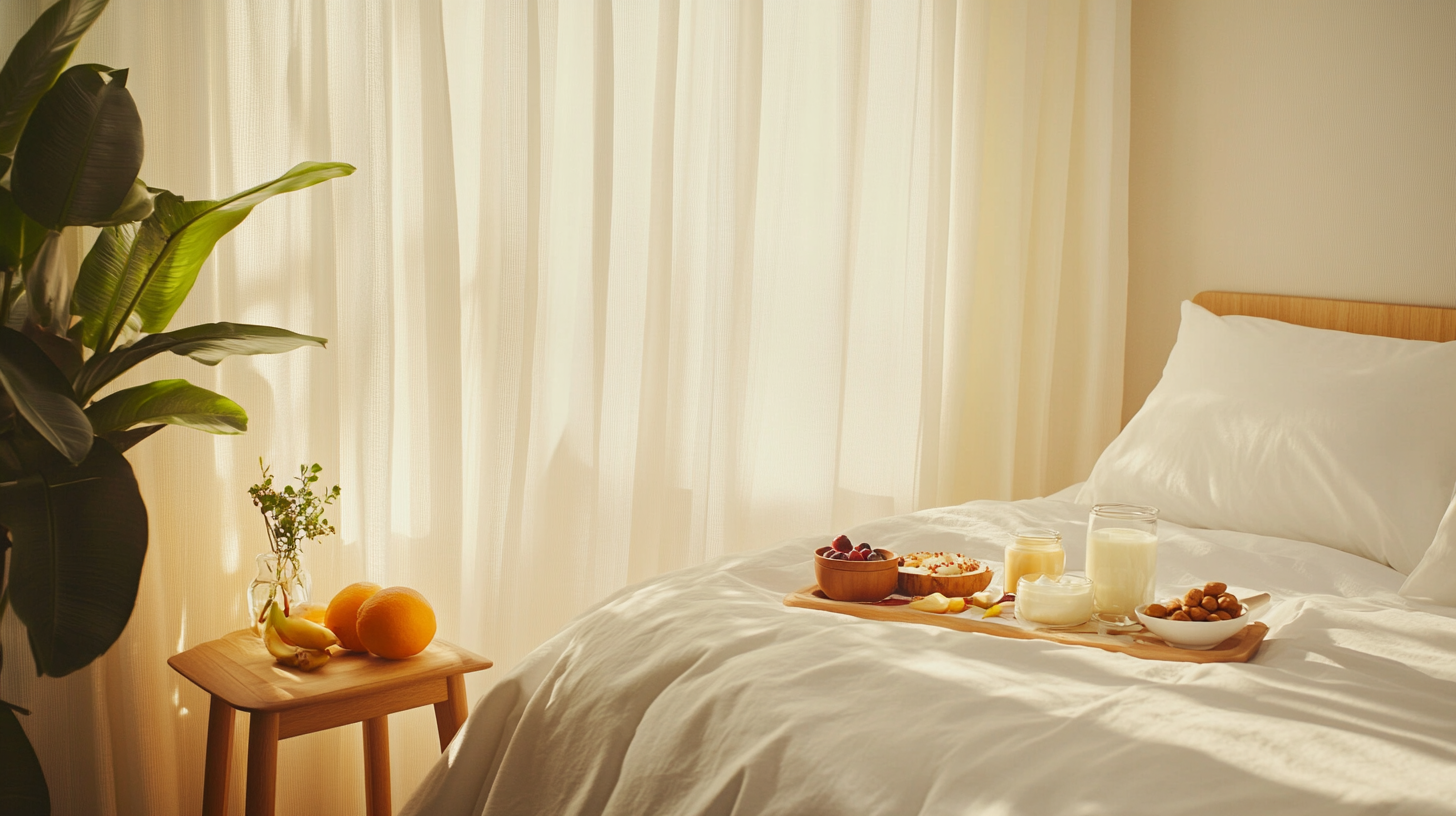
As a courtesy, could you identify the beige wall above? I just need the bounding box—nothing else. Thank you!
[1125,0,1456,421]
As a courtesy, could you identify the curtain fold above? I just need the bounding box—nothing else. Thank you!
[0,1,1128,814]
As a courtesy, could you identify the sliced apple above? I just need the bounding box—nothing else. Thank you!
[945,597,967,614]
[909,593,951,613]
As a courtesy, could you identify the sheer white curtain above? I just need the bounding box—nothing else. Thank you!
[0,1,1127,814]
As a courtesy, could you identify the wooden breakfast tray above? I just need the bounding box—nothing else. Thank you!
[784,585,1269,664]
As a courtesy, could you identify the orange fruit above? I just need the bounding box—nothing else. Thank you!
[355,587,436,659]
[326,582,382,651]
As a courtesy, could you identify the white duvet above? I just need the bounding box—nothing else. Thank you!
[403,493,1456,816]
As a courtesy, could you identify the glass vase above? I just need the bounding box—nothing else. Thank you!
[248,553,311,635]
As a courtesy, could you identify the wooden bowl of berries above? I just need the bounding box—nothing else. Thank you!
[815,536,899,603]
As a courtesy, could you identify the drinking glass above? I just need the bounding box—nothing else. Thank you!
[1085,504,1159,631]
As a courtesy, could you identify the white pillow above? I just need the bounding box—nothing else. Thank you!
[1401,491,1456,605]
[1078,301,1456,574]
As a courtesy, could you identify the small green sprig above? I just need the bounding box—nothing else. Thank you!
[248,459,341,585]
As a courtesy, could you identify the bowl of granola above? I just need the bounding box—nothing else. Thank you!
[897,551,993,597]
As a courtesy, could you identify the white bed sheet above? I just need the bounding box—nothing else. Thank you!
[403,493,1456,816]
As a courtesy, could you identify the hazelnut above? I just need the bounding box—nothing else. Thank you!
[1204,582,1228,596]
[1218,595,1239,612]
[1170,610,1191,621]
[1213,610,1232,621]
[1226,603,1244,618]
[1187,606,1210,621]
[1146,603,1169,618]
[1201,595,1219,612]
[1185,588,1205,606]
[1166,598,1184,610]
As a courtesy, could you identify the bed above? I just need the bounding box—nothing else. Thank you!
[402,292,1456,816]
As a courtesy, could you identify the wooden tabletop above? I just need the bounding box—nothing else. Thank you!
[169,630,493,713]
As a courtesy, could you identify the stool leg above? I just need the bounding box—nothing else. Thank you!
[433,674,469,751]
[244,711,279,816]
[203,695,235,816]
[362,715,391,816]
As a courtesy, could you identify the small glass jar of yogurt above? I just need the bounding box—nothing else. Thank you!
[1016,573,1095,628]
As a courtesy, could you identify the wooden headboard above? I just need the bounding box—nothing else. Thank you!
[1193,291,1456,342]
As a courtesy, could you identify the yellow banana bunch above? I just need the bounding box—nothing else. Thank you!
[263,601,337,671]
[263,623,331,669]
[266,600,340,650]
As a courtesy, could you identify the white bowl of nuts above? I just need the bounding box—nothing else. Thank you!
[1135,583,1269,650]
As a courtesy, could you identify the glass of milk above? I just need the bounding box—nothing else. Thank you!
[1085,504,1159,631]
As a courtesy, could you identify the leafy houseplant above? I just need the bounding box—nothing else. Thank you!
[247,461,341,625]
[0,1,354,812]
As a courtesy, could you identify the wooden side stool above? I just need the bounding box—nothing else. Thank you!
[169,630,492,816]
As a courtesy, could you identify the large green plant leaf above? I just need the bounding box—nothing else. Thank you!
[70,219,142,348]
[94,177,154,226]
[19,322,80,383]
[0,327,89,464]
[0,0,110,161]
[22,230,74,334]
[10,64,142,230]
[74,322,326,401]
[97,422,161,452]
[0,435,146,678]
[84,378,246,435]
[0,188,46,272]
[1,284,21,330]
[78,161,353,353]
[3,288,30,331]
[0,705,49,816]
